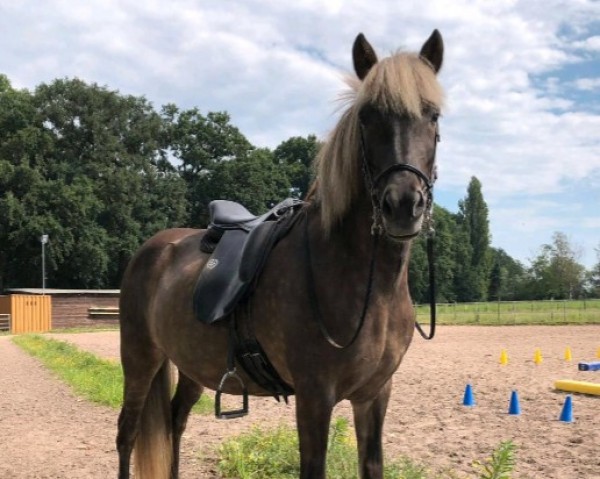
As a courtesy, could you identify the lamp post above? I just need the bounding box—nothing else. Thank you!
[41,234,48,294]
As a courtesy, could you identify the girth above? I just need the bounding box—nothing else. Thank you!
[232,305,294,401]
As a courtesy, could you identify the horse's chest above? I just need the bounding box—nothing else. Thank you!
[335,335,409,396]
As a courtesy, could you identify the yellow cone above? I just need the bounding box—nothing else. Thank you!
[500,349,509,366]
[597,347,600,359]
[564,347,572,361]
[534,348,543,365]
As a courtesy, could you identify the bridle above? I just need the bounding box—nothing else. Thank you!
[358,115,439,340]
[304,113,439,349]
[359,118,438,238]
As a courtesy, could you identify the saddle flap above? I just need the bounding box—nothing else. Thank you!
[194,229,247,324]
[239,221,279,283]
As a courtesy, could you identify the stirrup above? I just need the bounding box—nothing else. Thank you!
[215,368,249,419]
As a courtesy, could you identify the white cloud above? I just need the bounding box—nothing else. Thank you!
[572,35,600,52]
[582,218,600,228]
[573,78,600,91]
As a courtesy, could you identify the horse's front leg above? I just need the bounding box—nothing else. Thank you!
[351,379,392,479]
[295,389,335,479]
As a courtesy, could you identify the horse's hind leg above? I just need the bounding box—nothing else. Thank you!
[116,348,166,479]
[170,371,204,479]
[351,379,392,479]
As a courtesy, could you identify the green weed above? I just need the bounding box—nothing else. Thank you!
[473,440,516,479]
[217,417,430,479]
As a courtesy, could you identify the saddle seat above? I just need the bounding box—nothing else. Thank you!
[209,200,257,227]
[208,199,302,233]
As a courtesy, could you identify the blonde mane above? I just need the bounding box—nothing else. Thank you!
[313,52,444,233]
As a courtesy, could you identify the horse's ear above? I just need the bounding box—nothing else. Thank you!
[353,33,378,80]
[419,29,443,73]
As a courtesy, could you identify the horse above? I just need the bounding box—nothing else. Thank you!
[117,30,444,479]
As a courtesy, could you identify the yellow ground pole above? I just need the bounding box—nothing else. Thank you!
[554,380,600,396]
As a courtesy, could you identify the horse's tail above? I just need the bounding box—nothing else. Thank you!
[134,360,173,479]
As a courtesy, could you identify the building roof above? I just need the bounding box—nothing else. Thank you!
[5,288,120,295]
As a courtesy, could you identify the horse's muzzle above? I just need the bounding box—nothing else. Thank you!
[380,185,426,240]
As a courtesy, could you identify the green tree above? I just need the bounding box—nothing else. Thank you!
[0,77,187,289]
[163,106,253,226]
[164,105,299,225]
[451,219,475,302]
[455,177,491,301]
[219,148,291,213]
[526,232,585,299]
[0,76,45,291]
[409,205,457,303]
[273,135,320,199]
[488,248,525,301]
[33,79,188,286]
[586,243,600,298]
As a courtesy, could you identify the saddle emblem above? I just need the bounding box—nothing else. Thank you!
[207,258,219,270]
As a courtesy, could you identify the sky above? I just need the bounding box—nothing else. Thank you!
[1,0,599,268]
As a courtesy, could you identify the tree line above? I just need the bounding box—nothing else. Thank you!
[1,75,599,299]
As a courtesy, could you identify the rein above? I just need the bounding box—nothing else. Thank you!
[304,210,379,349]
[415,233,436,340]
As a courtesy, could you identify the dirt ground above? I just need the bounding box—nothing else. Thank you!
[1,325,599,478]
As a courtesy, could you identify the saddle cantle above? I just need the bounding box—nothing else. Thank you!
[194,198,304,325]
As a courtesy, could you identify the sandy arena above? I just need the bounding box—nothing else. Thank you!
[0,325,599,478]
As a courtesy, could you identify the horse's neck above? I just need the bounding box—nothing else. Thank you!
[309,197,411,295]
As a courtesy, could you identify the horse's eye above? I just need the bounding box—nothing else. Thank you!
[431,112,440,124]
[359,105,379,125]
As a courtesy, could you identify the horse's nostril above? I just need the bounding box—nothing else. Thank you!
[412,191,425,218]
[382,194,394,218]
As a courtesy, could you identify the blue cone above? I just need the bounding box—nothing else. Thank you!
[508,390,521,415]
[559,395,574,423]
[463,384,475,407]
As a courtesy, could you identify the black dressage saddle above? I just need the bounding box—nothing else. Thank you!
[194,198,304,325]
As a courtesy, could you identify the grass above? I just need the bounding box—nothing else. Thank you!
[12,334,213,414]
[50,326,120,334]
[217,418,518,479]
[415,299,600,325]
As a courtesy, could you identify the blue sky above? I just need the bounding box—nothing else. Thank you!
[1,0,599,267]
